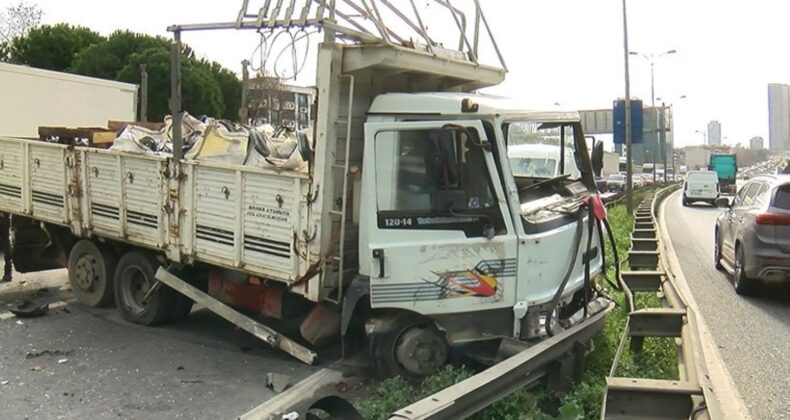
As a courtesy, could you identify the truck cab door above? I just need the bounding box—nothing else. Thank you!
[359,120,518,316]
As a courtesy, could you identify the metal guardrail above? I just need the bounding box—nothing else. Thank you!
[601,184,721,419]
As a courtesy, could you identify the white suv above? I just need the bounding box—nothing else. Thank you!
[683,171,720,206]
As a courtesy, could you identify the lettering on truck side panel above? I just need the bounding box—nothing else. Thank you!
[246,205,291,223]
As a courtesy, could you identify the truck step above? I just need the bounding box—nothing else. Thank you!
[603,377,701,420]
[628,307,686,338]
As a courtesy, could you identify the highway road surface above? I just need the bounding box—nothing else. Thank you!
[664,190,790,420]
[0,270,320,420]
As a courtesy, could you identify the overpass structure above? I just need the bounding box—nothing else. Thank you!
[580,106,673,167]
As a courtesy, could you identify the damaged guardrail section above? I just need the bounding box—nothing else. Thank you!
[601,185,722,420]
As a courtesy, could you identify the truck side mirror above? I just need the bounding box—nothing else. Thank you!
[591,142,604,177]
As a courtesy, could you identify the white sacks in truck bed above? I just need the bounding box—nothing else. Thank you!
[110,113,310,172]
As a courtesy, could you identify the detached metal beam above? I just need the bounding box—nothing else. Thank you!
[155,268,318,365]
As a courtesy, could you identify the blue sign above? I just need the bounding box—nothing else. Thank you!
[613,99,643,144]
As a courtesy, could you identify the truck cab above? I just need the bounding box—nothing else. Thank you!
[355,94,604,375]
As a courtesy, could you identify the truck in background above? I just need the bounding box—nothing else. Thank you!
[602,151,619,176]
[0,63,138,138]
[709,154,738,194]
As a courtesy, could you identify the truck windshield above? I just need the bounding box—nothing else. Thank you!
[504,121,581,179]
[509,157,556,178]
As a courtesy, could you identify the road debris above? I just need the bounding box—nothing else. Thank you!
[15,320,23,325]
[180,379,203,384]
[57,358,69,364]
[0,380,8,385]
[30,365,42,372]
[26,349,73,359]
[266,373,291,393]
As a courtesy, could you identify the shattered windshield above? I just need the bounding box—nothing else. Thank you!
[509,157,557,178]
[505,121,581,179]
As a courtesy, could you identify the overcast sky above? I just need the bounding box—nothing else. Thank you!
[12,0,790,149]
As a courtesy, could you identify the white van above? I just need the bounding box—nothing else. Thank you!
[683,170,720,206]
[507,143,580,179]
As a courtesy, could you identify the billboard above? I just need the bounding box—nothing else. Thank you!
[613,99,643,144]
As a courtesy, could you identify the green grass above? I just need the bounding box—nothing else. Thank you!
[358,189,678,420]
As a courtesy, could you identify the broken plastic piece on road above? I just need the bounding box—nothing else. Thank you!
[266,372,291,393]
[57,358,68,364]
[10,300,49,318]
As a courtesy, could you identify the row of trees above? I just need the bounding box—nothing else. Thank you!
[1,5,241,122]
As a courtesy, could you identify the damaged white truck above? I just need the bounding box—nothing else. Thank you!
[0,1,613,377]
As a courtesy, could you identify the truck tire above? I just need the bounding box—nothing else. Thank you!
[67,239,117,307]
[368,311,448,378]
[114,251,178,325]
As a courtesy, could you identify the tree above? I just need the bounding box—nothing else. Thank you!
[9,23,103,71]
[202,60,241,120]
[0,1,42,44]
[69,30,171,79]
[117,47,225,121]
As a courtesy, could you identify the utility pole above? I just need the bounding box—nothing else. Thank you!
[622,0,633,214]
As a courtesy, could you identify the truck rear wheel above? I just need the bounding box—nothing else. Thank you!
[368,312,448,378]
[114,251,178,325]
[67,239,117,307]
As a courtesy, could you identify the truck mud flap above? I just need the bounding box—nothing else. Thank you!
[154,267,318,365]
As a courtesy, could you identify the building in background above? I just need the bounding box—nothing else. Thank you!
[750,136,765,150]
[768,83,790,151]
[707,120,721,146]
[244,76,315,131]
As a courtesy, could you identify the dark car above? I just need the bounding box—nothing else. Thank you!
[714,174,790,294]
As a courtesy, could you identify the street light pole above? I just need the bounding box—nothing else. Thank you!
[630,49,676,185]
[650,61,657,185]
[622,0,633,214]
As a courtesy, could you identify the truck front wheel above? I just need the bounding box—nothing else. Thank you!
[368,312,448,378]
[114,251,178,325]
[67,239,117,307]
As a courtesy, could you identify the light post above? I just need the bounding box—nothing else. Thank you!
[695,129,707,145]
[629,49,676,185]
[656,94,686,182]
[622,0,634,214]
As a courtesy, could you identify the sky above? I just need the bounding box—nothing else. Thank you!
[8,0,790,150]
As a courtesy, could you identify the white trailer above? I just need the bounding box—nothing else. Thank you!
[0,2,611,376]
[0,63,138,137]
[602,151,620,176]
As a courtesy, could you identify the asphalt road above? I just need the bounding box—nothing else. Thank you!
[664,190,790,419]
[0,269,321,420]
